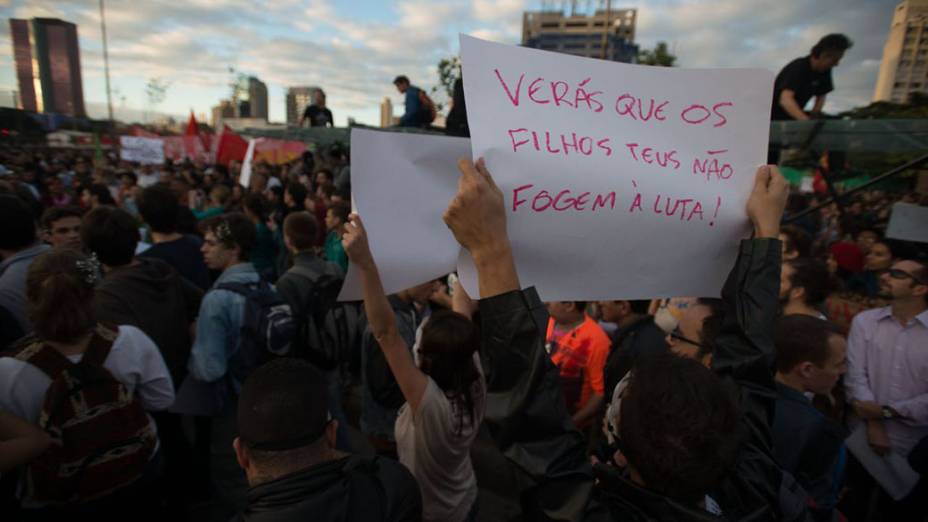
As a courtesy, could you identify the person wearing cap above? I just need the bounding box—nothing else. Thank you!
[232,358,422,522]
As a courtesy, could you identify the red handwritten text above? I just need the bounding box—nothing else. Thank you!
[512,184,616,213]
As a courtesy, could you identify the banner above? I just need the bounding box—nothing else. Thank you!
[163,135,209,162]
[119,136,165,165]
[254,139,306,165]
[458,35,774,300]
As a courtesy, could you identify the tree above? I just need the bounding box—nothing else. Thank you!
[838,92,928,119]
[144,77,170,122]
[432,56,461,112]
[637,42,677,67]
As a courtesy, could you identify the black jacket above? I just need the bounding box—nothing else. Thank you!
[477,239,807,521]
[94,257,202,386]
[603,315,668,400]
[234,455,422,522]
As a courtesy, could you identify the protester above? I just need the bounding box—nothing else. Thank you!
[191,184,230,221]
[440,158,797,520]
[779,224,813,261]
[300,89,334,128]
[544,300,610,430]
[40,205,84,251]
[0,249,174,517]
[243,193,278,279]
[324,200,350,272]
[0,194,51,335]
[137,184,211,290]
[344,213,486,522]
[773,315,848,518]
[275,211,351,449]
[444,78,470,138]
[844,259,928,518]
[0,409,51,473]
[361,279,439,457]
[597,299,667,404]
[772,34,853,121]
[780,258,833,318]
[189,213,260,521]
[80,183,117,209]
[231,358,422,521]
[393,75,433,128]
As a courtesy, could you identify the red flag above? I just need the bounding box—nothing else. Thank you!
[185,111,199,136]
[214,125,249,166]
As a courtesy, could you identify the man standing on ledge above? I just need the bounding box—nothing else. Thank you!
[772,34,853,121]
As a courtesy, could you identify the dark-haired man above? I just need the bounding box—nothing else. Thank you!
[40,205,83,250]
[772,34,853,121]
[300,89,334,128]
[276,211,352,449]
[393,75,429,128]
[780,258,832,319]
[138,184,211,290]
[845,259,928,517]
[231,358,422,521]
[773,315,848,517]
[598,299,667,399]
[189,212,261,521]
[545,301,611,429]
[81,205,203,519]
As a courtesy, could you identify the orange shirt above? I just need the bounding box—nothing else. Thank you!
[546,316,610,416]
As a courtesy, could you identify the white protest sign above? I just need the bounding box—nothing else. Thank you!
[119,136,165,165]
[338,129,469,301]
[459,35,773,300]
[886,202,928,244]
[239,138,257,188]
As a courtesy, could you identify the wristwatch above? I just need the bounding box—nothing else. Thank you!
[881,405,897,419]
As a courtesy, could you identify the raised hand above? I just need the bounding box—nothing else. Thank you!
[342,213,374,270]
[746,165,789,239]
[443,158,508,260]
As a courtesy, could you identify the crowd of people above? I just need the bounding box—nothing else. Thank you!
[0,55,925,522]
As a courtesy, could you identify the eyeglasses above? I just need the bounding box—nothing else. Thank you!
[669,328,708,350]
[885,268,928,285]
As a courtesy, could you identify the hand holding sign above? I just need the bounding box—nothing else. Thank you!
[443,158,508,260]
[746,166,789,239]
[342,214,374,271]
[445,158,520,298]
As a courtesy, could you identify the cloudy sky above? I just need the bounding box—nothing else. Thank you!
[0,0,901,126]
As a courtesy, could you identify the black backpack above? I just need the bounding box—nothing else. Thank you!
[217,279,296,382]
[287,264,362,370]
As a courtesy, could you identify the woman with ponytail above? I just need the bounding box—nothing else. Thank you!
[342,214,485,522]
[0,249,174,515]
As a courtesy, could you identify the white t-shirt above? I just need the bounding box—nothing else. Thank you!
[0,325,175,425]
[395,354,486,522]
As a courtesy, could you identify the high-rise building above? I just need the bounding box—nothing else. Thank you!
[211,99,235,127]
[874,0,928,103]
[10,18,86,116]
[286,86,322,125]
[522,8,638,63]
[380,97,395,127]
[247,76,268,120]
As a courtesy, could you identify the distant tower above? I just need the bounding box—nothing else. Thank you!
[873,0,928,103]
[10,18,86,116]
[380,97,394,127]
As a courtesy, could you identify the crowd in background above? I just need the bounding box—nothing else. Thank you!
[0,114,925,522]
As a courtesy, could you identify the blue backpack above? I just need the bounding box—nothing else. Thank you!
[218,280,296,382]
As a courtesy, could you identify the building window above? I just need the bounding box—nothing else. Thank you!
[895,82,905,88]
[912,82,922,88]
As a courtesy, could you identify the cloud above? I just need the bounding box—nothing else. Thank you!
[0,0,896,124]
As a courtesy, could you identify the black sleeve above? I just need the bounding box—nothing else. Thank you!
[326,109,334,127]
[478,288,602,520]
[180,276,204,323]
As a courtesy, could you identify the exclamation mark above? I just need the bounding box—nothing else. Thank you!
[709,196,721,226]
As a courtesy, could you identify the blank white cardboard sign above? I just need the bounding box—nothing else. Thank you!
[459,35,774,300]
[338,129,469,301]
[886,202,928,244]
